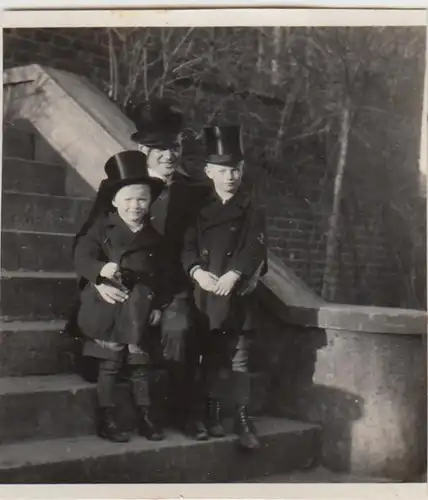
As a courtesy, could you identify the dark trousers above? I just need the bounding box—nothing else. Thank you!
[83,340,151,409]
[189,329,252,412]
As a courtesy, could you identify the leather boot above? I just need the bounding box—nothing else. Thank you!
[206,398,225,438]
[185,414,209,441]
[97,407,130,443]
[234,405,260,450]
[136,406,165,441]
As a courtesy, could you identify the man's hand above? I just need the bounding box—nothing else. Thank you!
[99,262,121,280]
[95,283,128,304]
[213,270,241,296]
[149,309,162,326]
[193,268,219,292]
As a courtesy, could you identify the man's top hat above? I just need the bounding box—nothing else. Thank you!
[104,150,165,201]
[204,125,244,166]
[128,98,183,149]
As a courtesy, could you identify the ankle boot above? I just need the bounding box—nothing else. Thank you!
[206,398,225,438]
[136,406,165,441]
[97,407,130,443]
[234,405,260,450]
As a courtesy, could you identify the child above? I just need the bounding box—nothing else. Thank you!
[74,150,167,443]
[182,125,268,450]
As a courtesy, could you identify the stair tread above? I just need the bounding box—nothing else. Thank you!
[2,228,75,237]
[3,189,92,201]
[4,156,67,168]
[0,319,66,332]
[1,271,76,279]
[0,417,318,470]
[0,374,90,395]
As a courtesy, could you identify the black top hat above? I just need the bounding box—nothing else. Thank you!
[204,126,244,166]
[104,150,165,201]
[128,98,183,149]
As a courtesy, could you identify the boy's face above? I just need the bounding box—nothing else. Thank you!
[139,137,181,179]
[112,184,152,226]
[205,162,243,194]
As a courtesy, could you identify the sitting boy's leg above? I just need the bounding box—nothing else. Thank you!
[231,334,260,450]
[90,341,130,443]
[128,344,164,441]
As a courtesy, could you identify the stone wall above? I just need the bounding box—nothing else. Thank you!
[4,27,426,308]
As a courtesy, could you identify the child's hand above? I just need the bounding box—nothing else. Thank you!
[149,309,162,326]
[213,270,241,296]
[100,262,121,280]
[95,283,128,304]
[193,268,219,292]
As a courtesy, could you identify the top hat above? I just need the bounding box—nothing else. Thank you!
[128,98,183,149]
[103,150,165,201]
[204,125,244,166]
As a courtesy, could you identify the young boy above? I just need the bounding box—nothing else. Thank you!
[182,125,268,450]
[74,150,167,443]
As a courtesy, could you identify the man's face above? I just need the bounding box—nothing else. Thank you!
[205,162,244,194]
[112,184,152,226]
[139,138,181,179]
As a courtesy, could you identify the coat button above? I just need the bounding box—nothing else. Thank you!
[226,251,232,257]
[201,249,209,256]
[147,292,154,300]
[230,226,237,232]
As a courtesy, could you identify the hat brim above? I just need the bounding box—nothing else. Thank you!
[130,131,179,150]
[107,176,165,202]
[205,154,244,166]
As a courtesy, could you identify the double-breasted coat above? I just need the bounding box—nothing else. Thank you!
[182,189,268,332]
[74,212,166,346]
[150,170,212,297]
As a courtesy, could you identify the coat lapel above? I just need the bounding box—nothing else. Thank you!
[105,213,161,261]
[199,189,250,230]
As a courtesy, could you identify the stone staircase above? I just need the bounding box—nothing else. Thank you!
[0,121,321,483]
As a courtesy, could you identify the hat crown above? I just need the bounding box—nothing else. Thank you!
[204,125,244,165]
[104,150,149,182]
[128,98,183,146]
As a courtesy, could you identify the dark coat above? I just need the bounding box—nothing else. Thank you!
[74,212,166,346]
[182,189,268,332]
[150,170,212,298]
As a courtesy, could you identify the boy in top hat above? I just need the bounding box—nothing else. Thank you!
[182,125,268,450]
[74,150,167,443]
[91,98,212,439]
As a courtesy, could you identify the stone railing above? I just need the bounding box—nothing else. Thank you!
[253,252,427,481]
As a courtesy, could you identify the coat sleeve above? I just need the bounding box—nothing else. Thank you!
[73,217,108,284]
[181,219,203,276]
[227,204,268,279]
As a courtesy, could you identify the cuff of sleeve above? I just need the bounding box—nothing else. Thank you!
[89,262,107,284]
[189,265,202,279]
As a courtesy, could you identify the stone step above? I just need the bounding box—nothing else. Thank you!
[1,190,92,235]
[0,271,78,321]
[0,372,269,446]
[3,125,35,160]
[0,418,320,483]
[3,122,67,165]
[1,230,75,272]
[2,157,67,196]
[0,320,74,377]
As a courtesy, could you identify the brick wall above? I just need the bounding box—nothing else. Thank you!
[3,27,426,308]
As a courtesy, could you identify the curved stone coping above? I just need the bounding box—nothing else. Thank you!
[259,252,427,336]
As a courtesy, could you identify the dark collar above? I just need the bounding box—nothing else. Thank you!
[200,188,251,226]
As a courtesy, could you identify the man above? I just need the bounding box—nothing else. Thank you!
[93,98,212,439]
